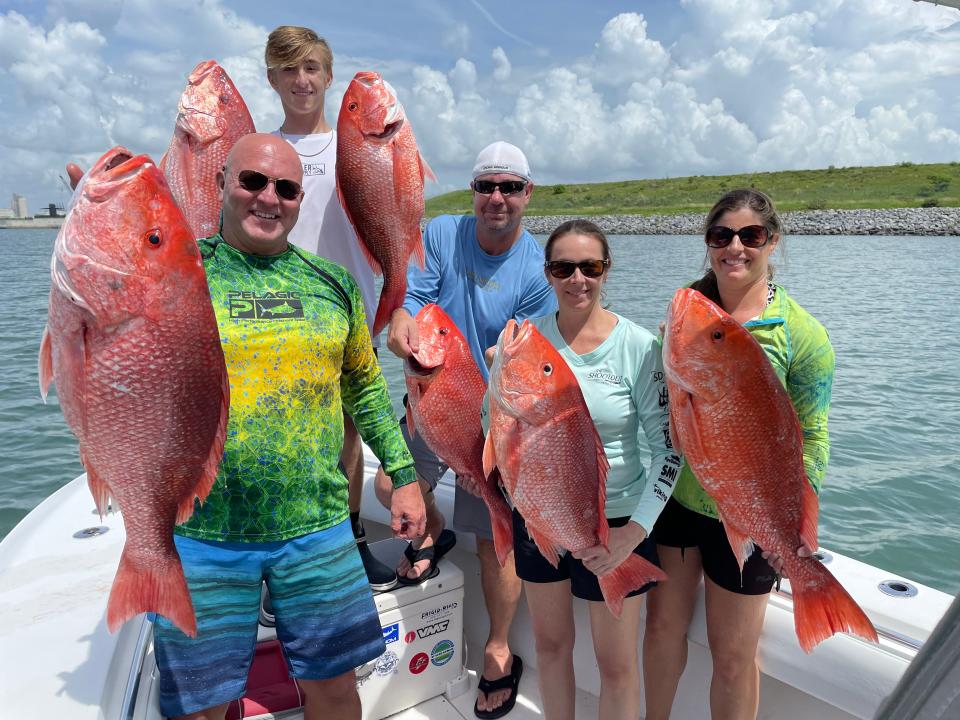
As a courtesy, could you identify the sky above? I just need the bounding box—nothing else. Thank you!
[1,0,959,213]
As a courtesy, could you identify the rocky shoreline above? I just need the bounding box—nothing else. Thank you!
[518,207,960,236]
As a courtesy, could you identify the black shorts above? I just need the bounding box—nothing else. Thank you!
[513,509,660,601]
[654,497,777,595]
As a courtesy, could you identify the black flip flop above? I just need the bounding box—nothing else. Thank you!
[474,654,523,719]
[397,528,457,586]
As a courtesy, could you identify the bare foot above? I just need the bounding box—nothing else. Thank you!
[476,646,515,714]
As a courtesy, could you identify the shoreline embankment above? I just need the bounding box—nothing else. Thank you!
[519,207,960,236]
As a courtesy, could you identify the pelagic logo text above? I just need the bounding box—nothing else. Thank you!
[228,291,304,320]
[416,620,450,638]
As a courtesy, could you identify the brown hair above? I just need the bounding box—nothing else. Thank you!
[265,26,333,76]
[694,188,783,299]
[544,219,611,264]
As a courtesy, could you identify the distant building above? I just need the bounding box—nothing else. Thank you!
[0,208,13,219]
[12,194,28,219]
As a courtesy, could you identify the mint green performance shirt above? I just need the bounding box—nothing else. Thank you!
[176,236,415,542]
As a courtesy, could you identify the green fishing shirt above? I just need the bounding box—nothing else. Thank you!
[671,283,834,519]
[176,235,415,542]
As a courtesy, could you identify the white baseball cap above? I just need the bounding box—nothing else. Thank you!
[472,141,532,183]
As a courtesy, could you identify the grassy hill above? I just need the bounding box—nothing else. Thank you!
[424,162,960,218]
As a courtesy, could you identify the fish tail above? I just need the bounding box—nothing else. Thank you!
[792,560,878,653]
[598,554,667,618]
[486,468,514,568]
[107,544,197,638]
[373,276,407,337]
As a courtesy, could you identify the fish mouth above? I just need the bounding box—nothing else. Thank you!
[368,118,403,141]
[83,148,152,202]
[404,354,440,377]
[188,59,218,84]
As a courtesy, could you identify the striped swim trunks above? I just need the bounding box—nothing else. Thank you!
[154,519,385,717]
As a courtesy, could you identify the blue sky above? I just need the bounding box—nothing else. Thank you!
[1,0,958,212]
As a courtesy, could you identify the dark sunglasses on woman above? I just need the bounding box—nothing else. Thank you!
[545,259,610,279]
[233,169,303,201]
[704,224,770,249]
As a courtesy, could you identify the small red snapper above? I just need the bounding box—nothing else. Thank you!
[663,288,877,652]
[404,304,513,566]
[483,320,666,617]
[39,147,229,637]
[160,60,255,238]
[336,71,435,336]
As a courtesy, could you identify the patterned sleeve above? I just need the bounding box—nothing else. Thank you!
[340,275,417,489]
[787,314,835,495]
[629,333,682,532]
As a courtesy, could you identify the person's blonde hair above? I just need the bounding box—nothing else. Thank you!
[265,26,333,76]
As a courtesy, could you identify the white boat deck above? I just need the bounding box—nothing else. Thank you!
[0,447,954,719]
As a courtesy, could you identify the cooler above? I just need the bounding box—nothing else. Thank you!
[227,537,466,720]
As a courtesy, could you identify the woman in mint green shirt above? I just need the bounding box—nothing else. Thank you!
[644,189,835,720]
[513,219,682,720]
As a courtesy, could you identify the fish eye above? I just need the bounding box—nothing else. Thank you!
[543,363,553,375]
[219,94,230,104]
[146,231,162,247]
[711,330,723,341]
[438,327,448,335]
[348,102,358,112]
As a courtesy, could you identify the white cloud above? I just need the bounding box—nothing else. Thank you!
[2,2,959,212]
[492,47,510,81]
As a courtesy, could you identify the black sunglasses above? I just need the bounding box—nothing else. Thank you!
[704,225,770,249]
[234,169,303,201]
[472,179,527,196]
[545,259,609,279]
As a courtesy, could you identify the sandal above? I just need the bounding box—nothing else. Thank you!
[397,528,457,586]
[474,654,523,719]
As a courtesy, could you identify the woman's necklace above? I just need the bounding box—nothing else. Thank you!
[279,128,334,158]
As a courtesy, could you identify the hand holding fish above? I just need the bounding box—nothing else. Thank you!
[66,163,84,190]
[573,522,648,577]
[387,308,420,358]
[390,481,427,540]
[762,542,816,577]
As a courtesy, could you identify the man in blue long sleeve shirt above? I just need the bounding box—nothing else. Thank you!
[375,142,556,717]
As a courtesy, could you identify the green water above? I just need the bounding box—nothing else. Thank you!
[2,229,958,595]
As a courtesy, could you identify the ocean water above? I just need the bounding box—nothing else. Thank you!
[2,229,958,595]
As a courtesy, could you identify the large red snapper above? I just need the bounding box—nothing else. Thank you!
[404,304,513,566]
[663,288,877,652]
[336,71,435,337]
[483,320,666,617]
[160,60,255,238]
[39,147,229,637]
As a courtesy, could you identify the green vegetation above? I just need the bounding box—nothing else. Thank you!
[424,161,960,218]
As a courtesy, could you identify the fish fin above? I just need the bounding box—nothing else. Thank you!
[84,458,112,517]
[372,276,405,337]
[406,396,417,439]
[800,479,819,554]
[482,430,498,479]
[336,181,382,275]
[39,326,53,402]
[716,509,754,573]
[670,387,701,458]
[485,467,515,568]
[595,427,610,549]
[412,229,426,270]
[791,559,878,653]
[527,525,563,569]
[598,553,667,618]
[107,542,197,637]
[177,366,229,525]
[419,152,437,183]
